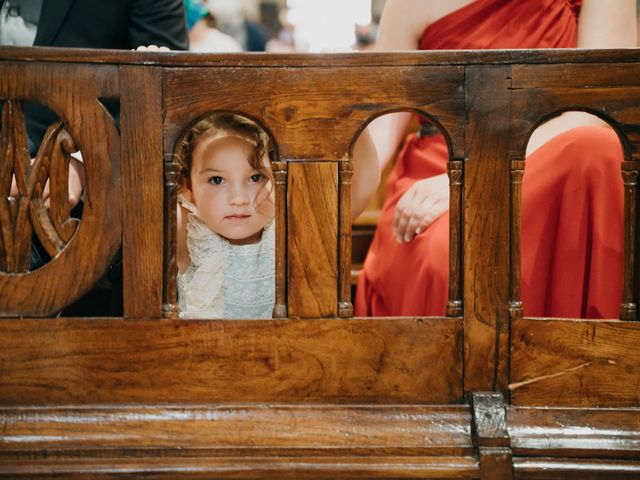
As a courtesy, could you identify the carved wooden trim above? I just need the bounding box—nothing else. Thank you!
[447,159,464,317]
[338,160,353,318]
[0,63,121,317]
[470,392,513,480]
[509,159,525,321]
[272,160,288,318]
[0,101,79,274]
[621,159,639,321]
[163,155,180,318]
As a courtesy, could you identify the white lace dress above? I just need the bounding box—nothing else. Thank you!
[177,203,275,319]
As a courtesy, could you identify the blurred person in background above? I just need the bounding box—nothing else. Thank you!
[185,0,242,52]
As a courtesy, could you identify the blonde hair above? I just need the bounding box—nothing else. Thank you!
[175,112,274,190]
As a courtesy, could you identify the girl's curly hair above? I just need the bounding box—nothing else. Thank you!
[174,112,274,191]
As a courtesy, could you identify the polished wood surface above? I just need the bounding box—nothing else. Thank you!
[0,317,462,405]
[2,47,640,477]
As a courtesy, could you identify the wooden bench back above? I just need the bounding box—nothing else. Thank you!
[1,47,640,478]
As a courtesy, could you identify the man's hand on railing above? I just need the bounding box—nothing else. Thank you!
[393,173,449,243]
[134,45,171,52]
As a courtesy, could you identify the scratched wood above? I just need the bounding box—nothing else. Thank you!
[509,406,640,479]
[463,65,512,395]
[510,319,640,407]
[0,317,463,405]
[161,66,465,162]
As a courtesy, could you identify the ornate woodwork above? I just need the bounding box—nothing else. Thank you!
[1,47,640,478]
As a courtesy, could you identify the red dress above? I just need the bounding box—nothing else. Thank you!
[355,0,624,318]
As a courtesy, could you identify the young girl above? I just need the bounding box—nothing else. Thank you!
[175,112,275,318]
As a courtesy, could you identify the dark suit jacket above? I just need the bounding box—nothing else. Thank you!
[0,0,189,150]
[1,0,188,50]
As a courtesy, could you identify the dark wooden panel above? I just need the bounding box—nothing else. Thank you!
[471,393,513,480]
[0,317,463,405]
[288,162,338,318]
[162,66,465,161]
[510,319,640,407]
[0,63,120,316]
[463,66,512,394]
[120,66,164,318]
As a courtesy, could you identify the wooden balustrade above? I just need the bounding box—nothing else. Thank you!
[1,46,640,478]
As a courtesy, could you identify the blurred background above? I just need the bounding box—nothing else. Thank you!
[185,0,387,53]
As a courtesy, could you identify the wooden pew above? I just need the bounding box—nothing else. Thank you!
[1,46,640,479]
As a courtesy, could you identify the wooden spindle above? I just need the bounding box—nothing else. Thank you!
[620,159,639,321]
[338,160,353,318]
[163,155,180,318]
[272,160,288,318]
[509,159,525,321]
[446,159,463,317]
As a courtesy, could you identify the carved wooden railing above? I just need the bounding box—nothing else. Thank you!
[1,47,640,479]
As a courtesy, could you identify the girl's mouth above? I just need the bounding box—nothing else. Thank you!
[225,214,251,220]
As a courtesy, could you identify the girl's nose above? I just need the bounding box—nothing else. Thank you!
[228,184,250,205]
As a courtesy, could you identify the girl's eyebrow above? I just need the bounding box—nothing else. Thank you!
[199,168,223,174]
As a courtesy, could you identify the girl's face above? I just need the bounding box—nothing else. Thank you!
[184,135,274,245]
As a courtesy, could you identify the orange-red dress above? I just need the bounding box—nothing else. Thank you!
[355,0,624,318]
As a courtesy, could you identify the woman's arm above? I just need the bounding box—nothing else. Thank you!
[366,0,435,170]
[527,0,637,155]
[577,0,637,48]
[351,129,381,218]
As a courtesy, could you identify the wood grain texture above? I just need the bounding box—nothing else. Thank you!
[0,317,463,405]
[288,162,338,318]
[509,406,640,479]
[0,63,120,316]
[4,45,640,67]
[0,403,478,479]
[463,66,512,395]
[0,405,473,454]
[510,319,640,407]
[508,407,640,458]
[162,66,465,162]
[120,66,164,318]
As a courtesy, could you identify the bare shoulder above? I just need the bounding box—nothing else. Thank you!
[376,0,435,50]
[377,0,478,50]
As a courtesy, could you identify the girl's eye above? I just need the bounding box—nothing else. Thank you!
[250,173,263,183]
[209,176,224,185]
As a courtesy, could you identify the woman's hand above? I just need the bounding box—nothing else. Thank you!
[393,173,449,243]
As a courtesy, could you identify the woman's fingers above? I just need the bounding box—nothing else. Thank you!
[393,179,450,243]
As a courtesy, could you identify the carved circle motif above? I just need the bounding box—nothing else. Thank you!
[0,82,121,316]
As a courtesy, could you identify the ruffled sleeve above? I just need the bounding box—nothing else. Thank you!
[177,211,229,318]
